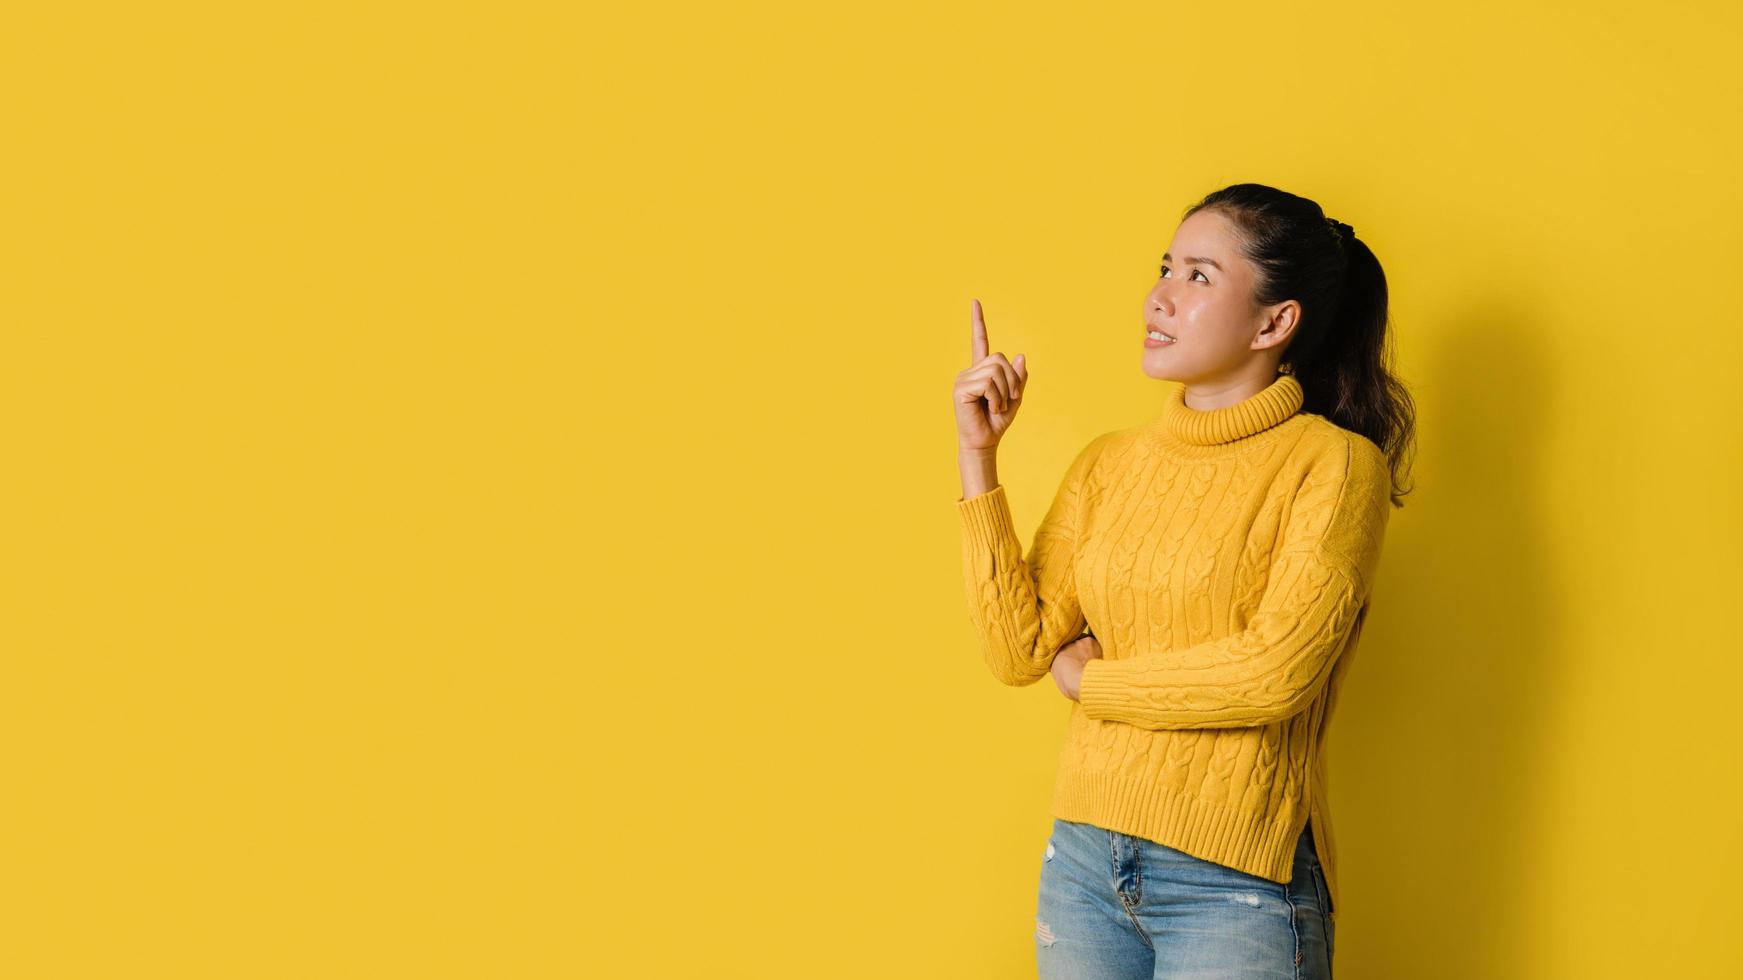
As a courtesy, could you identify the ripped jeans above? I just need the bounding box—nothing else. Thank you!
[1036,817,1335,979]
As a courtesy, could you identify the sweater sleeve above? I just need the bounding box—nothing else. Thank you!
[1076,436,1392,729]
[956,433,1109,687]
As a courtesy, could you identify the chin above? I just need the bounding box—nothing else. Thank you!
[1139,353,1186,382]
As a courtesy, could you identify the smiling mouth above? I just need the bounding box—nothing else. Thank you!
[1145,329,1177,345]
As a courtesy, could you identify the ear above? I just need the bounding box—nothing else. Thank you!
[1253,300,1300,352]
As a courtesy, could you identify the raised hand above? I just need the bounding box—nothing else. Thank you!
[953,298,1028,452]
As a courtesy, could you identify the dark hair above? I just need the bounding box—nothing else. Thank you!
[1182,182,1417,507]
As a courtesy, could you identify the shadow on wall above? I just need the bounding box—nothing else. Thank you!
[1334,301,1564,977]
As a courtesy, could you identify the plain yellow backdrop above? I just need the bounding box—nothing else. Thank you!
[3,1,1741,977]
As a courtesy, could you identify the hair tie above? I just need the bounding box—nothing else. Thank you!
[1325,216,1355,242]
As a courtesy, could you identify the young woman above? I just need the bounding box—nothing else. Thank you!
[952,182,1415,979]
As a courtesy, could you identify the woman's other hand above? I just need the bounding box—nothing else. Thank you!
[1050,633,1104,702]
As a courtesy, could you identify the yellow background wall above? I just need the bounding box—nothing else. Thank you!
[5,2,1740,977]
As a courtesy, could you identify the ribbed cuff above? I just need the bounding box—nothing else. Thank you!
[956,484,1018,550]
[1076,656,1138,723]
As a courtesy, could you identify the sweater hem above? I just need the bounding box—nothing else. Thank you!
[1050,765,1305,886]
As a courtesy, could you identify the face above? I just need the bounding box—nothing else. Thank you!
[1141,209,1299,383]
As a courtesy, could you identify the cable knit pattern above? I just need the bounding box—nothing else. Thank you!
[955,373,1393,918]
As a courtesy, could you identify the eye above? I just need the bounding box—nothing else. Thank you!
[1159,264,1210,283]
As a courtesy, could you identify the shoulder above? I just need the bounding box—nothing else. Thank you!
[1286,417,1394,584]
[1062,426,1133,467]
[1293,415,1388,486]
[1283,417,1392,541]
[1074,425,1147,476]
[1049,427,1139,497]
[1086,426,1134,459]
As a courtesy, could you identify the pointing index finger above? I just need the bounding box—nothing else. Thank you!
[970,298,989,364]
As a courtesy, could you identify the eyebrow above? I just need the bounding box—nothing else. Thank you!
[1163,252,1222,272]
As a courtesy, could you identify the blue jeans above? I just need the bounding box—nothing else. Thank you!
[1036,816,1335,979]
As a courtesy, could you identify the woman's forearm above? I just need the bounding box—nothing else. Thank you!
[958,447,999,500]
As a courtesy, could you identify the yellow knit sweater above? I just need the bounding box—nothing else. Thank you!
[956,372,1393,918]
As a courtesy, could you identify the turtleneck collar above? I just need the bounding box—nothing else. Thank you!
[1147,373,1305,454]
